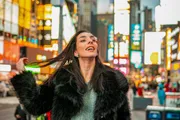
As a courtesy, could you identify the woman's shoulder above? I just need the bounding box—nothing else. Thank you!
[103,65,129,93]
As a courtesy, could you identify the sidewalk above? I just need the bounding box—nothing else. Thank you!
[0,96,19,104]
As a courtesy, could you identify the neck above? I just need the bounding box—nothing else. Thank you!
[78,57,96,83]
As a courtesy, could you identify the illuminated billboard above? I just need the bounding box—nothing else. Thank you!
[63,4,76,43]
[131,24,141,50]
[12,4,19,24]
[155,0,180,26]
[130,50,142,68]
[114,0,130,35]
[107,24,114,61]
[5,0,12,22]
[51,6,60,39]
[144,32,165,65]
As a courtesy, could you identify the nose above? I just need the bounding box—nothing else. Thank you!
[88,38,93,44]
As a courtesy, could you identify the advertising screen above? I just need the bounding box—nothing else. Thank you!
[12,4,19,24]
[119,41,128,57]
[4,41,20,62]
[19,0,25,8]
[130,50,142,66]
[166,112,180,120]
[24,0,31,11]
[155,0,180,25]
[51,6,60,39]
[144,32,165,65]
[5,0,12,21]
[114,0,130,35]
[63,4,76,43]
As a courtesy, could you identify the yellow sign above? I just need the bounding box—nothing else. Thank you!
[150,52,158,64]
[25,0,31,11]
[18,8,24,27]
[19,0,25,8]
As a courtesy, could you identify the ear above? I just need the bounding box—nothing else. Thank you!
[74,50,78,57]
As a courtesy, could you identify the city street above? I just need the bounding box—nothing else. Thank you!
[0,95,148,120]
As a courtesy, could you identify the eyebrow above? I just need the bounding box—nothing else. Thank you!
[79,35,95,39]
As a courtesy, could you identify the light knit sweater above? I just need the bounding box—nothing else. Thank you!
[71,84,97,120]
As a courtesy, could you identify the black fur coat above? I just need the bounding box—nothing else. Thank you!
[11,64,131,120]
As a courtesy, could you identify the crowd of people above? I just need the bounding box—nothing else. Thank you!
[130,78,180,106]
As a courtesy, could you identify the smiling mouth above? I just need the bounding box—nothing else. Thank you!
[86,47,95,51]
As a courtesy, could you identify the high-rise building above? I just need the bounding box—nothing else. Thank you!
[78,0,97,36]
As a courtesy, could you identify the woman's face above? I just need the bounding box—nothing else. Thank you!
[74,32,98,58]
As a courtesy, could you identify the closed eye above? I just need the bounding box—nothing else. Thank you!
[80,39,86,42]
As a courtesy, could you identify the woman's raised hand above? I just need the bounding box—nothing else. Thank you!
[16,57,28,73]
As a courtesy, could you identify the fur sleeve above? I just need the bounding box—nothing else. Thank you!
[114,70,129,94]
[11,71,54,116]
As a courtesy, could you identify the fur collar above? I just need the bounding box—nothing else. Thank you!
[52,63,129,120]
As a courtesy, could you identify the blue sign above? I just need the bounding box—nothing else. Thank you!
[107,24,114,61]
[166,112,180,120]
[131,24,141,41]
[148,112,162,120]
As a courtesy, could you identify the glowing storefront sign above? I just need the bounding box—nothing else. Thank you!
[119,41,128,57]
[114,41,118,58]
[107,24,114,61]
[44,4,52,20]
[131,24,141,50]
[0,64,11,72]
[25,66,40,73]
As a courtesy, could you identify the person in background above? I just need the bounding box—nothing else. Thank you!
[0,81,9,97]
[10,30,131,120]
[157,83,165,106]
[137,83,143,97]
[131,81,137,96]
[164,80,170,92]
[14,104,27,120]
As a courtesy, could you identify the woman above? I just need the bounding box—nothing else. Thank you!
[11,30,131,120]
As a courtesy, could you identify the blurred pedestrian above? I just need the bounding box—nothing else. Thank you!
[14,104,27,120]
[0,81,9,97]
[131,81,137,96]
[137,83,143,97]
[157,83,165,106]
[11,30,131,120]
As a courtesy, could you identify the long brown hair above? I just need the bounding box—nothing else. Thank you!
[29,30,104,92]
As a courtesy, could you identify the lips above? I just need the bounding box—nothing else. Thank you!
[85,46,95,51]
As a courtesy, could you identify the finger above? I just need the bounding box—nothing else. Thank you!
[22,58,29,65]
